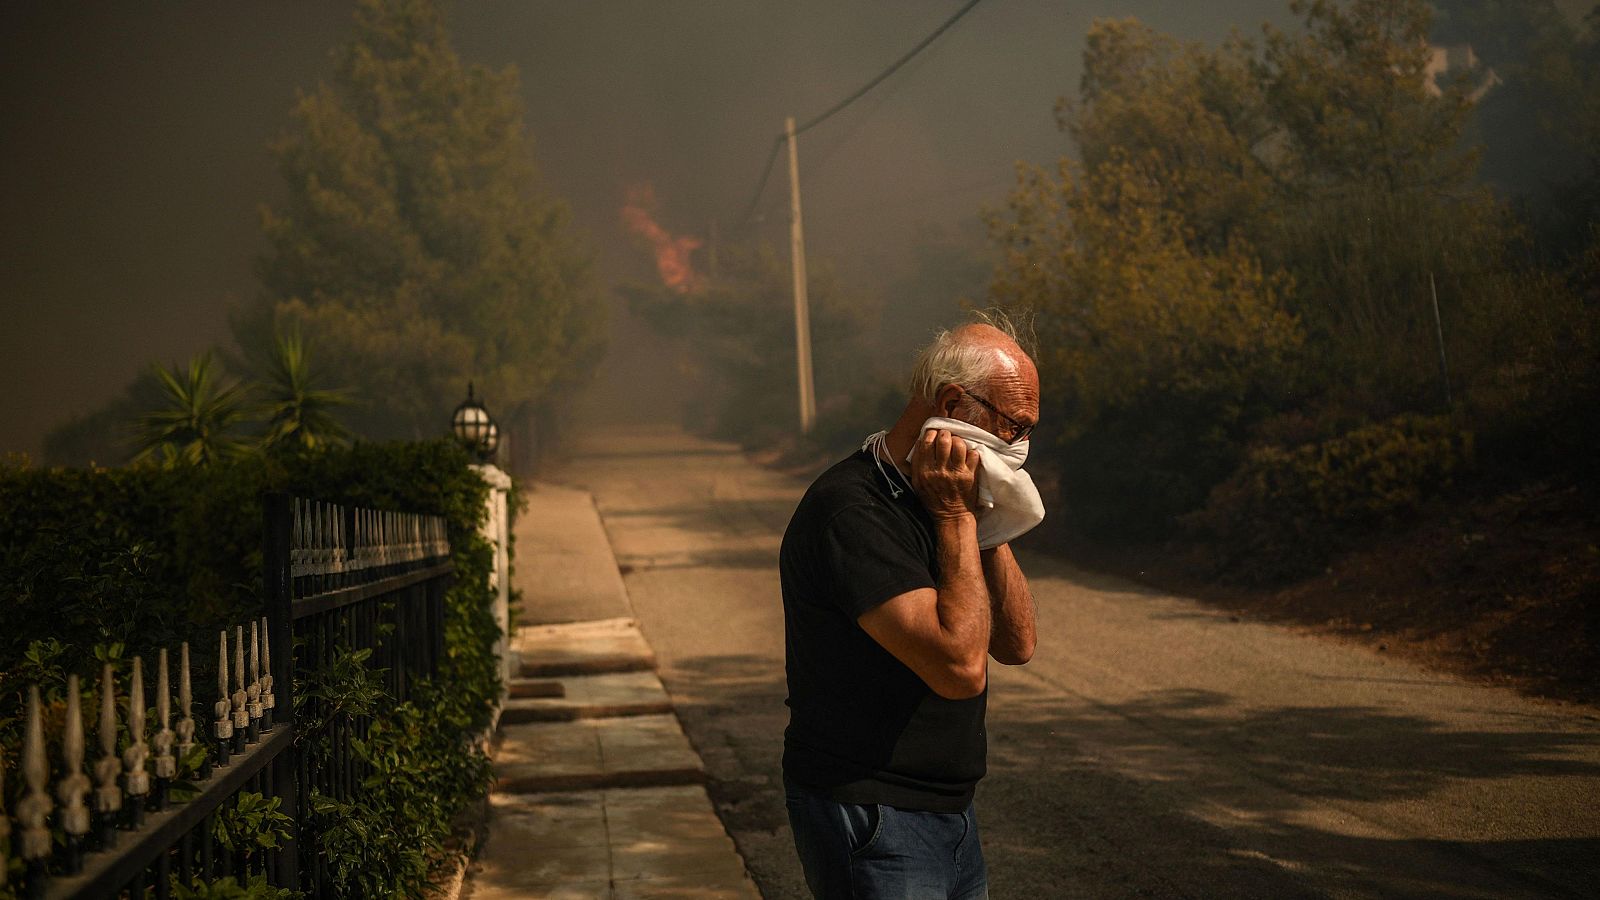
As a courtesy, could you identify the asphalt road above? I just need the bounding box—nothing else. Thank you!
[544,424,1600,899]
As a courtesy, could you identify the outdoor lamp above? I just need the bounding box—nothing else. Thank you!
[482,418,500,459]
[452,382,497,462]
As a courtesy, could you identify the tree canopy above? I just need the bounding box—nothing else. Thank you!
[248,0,603,438]
[988,0,1599,540]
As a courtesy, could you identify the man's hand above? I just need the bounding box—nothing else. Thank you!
[909,428,979,521]
[859,429,989,699]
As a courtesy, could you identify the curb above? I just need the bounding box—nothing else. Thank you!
[519,654,657,677]
[499,700,675,724]
[495,766,706,794]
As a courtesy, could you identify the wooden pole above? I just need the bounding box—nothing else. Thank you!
[785,116,818,434]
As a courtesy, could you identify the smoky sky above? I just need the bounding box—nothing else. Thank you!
[0,0,1295,457]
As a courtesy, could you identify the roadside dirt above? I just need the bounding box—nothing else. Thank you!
[1067,480,1600,708]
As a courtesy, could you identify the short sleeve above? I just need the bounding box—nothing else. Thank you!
[814,503,936,620]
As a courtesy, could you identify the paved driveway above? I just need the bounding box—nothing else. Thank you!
[543,423,1600,899]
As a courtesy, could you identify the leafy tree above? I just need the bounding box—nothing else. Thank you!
[1254,1,1509,408]
[1258,0,1478,193]
[254,328,351,451]
[1066,18,1273,251]
[1062,3,1502,408]
[995,0,1600,541]
[248,0,603,439]
[989,157,1301,535]
[133,353,253,467]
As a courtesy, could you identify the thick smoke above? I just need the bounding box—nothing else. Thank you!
[3,0,1323,455]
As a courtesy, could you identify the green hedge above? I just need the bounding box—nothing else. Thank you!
[1187,414,1473,584]
[0,440,504,896]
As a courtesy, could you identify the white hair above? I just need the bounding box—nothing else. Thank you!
[907,309,1031,404]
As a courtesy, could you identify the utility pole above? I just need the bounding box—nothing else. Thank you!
[785,115,817,434]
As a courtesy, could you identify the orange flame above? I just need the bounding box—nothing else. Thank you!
[621,183,704,294]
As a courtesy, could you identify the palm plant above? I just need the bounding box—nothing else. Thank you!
[258,328,351,451]
[133,353,253,466]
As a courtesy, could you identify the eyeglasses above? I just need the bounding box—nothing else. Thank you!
[958,386,1034,444]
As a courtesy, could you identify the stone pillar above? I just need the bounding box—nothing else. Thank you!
[471,463,513,726]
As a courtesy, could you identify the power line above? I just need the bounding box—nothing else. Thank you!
[735,0,985,226]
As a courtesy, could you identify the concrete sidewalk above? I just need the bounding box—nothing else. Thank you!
[462,484,761,899]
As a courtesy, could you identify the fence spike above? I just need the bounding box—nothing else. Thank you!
[94,664,123,818]
[312,501,324,574]
[154,649,176,782]
[124,657,151,802]
[352,507,362,569]
[291,497,306,575]
[231,626,249,748]
[260,615,276,718]
[58,673,92,872]
[334,504,346,572]
[309,501,320,573]
[177,642,195,760]
[59,674,91,830]
[214,631,234,746]
[247,621,263,737]
[19,686,53,863]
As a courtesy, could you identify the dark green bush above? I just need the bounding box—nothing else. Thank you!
[1187,414,1473,583]
[1053,384,1261,541]
[0,439,502,896]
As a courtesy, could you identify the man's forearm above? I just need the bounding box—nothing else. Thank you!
[982,543,1035,664]
[933,513,991,686]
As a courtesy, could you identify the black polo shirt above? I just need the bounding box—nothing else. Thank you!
[780,449,987,813]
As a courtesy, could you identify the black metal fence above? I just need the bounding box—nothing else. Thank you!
[1,493,453,898]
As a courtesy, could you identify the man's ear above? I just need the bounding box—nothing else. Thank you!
[935,384,964,418]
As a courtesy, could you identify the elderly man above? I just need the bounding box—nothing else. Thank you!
[780,317,1040,899]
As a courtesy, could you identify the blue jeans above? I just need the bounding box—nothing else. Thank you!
[785,779,988,899]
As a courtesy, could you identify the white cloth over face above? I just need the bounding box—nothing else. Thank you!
[866,416,1046,550]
